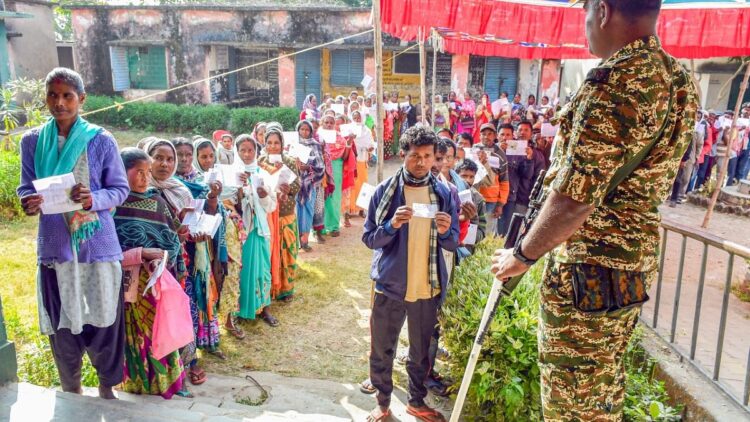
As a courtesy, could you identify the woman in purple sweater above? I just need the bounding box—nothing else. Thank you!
[16,68,129,399]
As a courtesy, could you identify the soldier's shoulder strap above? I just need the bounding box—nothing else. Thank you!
[604,53,675,199]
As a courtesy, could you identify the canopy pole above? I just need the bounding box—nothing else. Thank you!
[373,0,385,183]
[419,27,428,125]
[430,28,437,129]
[702,62,750,228]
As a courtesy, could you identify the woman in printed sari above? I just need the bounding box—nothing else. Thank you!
[17,68,129,399]
[142,138,214,386]
[447,91,462,135]
[300,94,320,121]
[294,120,326,251]
[388,92,402,158]
[320,114,351,237]
[334,114,357,228]
[115,148,186,399]
[258,126,301,302]
[473,93,493,144]
[171,138,226,360]
[232,134,279,326]
[432,94,450,131]
[348,110,375,219]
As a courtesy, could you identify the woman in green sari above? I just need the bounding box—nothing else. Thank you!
[319,114,352,237]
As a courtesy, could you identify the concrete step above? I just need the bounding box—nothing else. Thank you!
[0,371,455,421]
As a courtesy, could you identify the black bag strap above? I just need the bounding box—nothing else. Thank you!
[604,54,675,198]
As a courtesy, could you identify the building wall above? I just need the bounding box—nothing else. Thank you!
[518,59,540,100]
[6,0,58,80]
[278,48,296,107]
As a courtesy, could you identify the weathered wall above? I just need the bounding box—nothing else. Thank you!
[518,59,540,100]
[451,54,469,95]
[278,48,296,107]
[6,0,58,80]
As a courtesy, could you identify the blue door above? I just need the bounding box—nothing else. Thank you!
[295,50,321,110]
[484,57,519,101]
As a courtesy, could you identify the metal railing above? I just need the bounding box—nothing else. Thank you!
[643,218,750,413]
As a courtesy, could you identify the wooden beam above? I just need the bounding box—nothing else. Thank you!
[419,27,427,125]
[431,28,437,129]
[702,61,750,228]
[373,0,385,183]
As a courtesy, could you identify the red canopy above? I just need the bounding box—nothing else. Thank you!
[381,0,750,59]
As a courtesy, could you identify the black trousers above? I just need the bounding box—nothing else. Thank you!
[40,265,125,390]
[369,293,439,408]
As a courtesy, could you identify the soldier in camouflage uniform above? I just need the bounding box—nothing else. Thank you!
[490,0,699,420]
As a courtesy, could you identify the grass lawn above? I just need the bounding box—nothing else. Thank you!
[0,214,376,388]
[108,128,183,149]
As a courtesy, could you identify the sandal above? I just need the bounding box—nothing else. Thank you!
[358,210,366,218]
[261,310,279,327]
[344,218,352,228]
[281,295,294,303]
[188,370,207,385]
[366,407,392,422]
[315,230,326,243]
[175,388,194,398]
[330,230,340,238]
[406,405,446,422]
[300,243,313,252]
[225,319,246,340]
[209,349,227,360]
[360,378,377,394]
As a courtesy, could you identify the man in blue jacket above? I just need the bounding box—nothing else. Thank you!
[363,125,459,422]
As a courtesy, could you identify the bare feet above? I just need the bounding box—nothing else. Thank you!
[367,406,391,422]
[62,386,83,395]
[98,385,117,400]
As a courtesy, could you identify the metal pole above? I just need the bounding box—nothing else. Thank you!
[669,235,687,343]
[703,62,750,228]
[419,27,427,125]
[653,229,668,328]
[373,0,385,183]
[689,242,709,360]
[430,28,437,129]
[743,347,750,406]
[713,253,734,380]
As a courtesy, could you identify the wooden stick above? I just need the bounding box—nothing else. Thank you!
[431,28,438,129]
[702,62,750,228]
[419,27,428,125]
[373,0,385,183]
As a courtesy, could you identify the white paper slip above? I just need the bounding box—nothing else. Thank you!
[218,164,242,187]
[331,104,345,115]
[361,74,373,89]
[412,203,438,219]
[283,131,300,146]
[464,224,479,245]
[288,143,312,164]
[189,199,206,213]
[32,173,82,215]
[462,147,476,161]
[506,140,528,156]
[189,213,223,238]
[488,155,501,168]
[473,159,488,186]
[399,101,410,109]
[204,168,219,184]
[458,189,473,204]
[541,123,559,138]
[339,123,362,137]
[384,102,398,112]
[265,165,298,191]
[250,172,265,189]
[181,210,200,227]
[355,183,376,210]
[318,129,338,144]
[268,154,283,164]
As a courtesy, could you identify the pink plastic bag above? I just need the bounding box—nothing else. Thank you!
[148,252,194,360]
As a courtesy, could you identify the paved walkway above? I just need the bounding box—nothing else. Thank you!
[643,202,750,403]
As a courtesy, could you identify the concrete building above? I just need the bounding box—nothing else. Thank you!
[67,3,564,109]
[0,0,61,85]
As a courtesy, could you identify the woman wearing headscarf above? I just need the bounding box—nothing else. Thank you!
[294,120,326,251]
[334,114,357,228]
[300,94,320,121]
[141,138,210,386]
[259,125,301,302]
[115,147,186,399]
[432,94,450,131]
[17,68,129,400]
[347,110,375,218]
[473,93,493,144]
[252,122,267,149]
[232,134,279,326]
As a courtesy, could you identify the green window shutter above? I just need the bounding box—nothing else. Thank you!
[127,46,168,90]
[331,50,364,86]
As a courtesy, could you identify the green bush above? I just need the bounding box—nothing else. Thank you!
[441,237,682,421]
[0,151,22,218]
[84,95,298,135]
[441,237,542,420]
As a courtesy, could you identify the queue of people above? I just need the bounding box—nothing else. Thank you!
[18,69,377,400]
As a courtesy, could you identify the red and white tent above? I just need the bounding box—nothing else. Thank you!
[381,0,750,58]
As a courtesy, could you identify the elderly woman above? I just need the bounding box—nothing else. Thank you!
[294,120,326,251]
[17,68,129,399]
[142,138,209,386]
[115,148,186,399]
[259,125,301,302]
[171,138,226,359]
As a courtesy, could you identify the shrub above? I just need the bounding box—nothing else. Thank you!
[441,237,682,421]
[0,151,22,218]
[84,95,299,135]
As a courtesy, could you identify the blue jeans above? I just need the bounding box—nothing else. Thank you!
[497,201,516,237]
[735,148,750,181]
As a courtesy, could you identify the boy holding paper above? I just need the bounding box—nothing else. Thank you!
[363,126,459,422]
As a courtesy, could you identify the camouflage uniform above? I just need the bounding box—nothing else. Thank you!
[539,36,698,421]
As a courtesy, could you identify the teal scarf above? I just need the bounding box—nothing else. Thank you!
[34,116,104,253]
